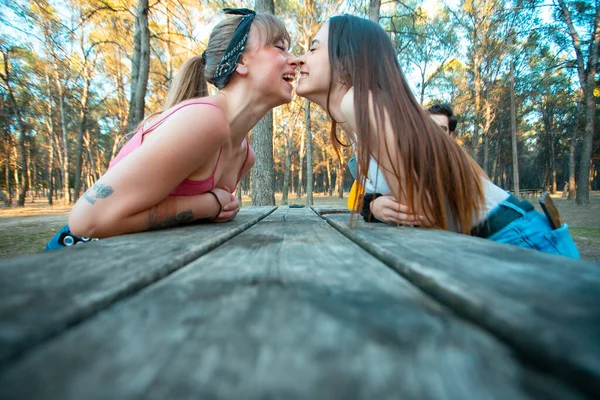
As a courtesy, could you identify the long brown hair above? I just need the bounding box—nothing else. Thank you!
[327,15,485,233]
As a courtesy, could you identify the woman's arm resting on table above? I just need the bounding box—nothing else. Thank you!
[69,104,230,238]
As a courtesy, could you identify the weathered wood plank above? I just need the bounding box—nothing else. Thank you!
[0,207,275,367]
[318,209,600,398]
[0,207,584,399]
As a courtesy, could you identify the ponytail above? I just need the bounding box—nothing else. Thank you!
[164,55,208,109]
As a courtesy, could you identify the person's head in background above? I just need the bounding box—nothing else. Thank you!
[427,103,457,136]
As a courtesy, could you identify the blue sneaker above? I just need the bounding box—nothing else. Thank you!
[45,225,98,251]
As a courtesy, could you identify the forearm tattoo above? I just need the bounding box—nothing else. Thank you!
[148,203,194,230]
[83,183,114,204]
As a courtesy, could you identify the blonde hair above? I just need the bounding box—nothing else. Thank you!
[135,13,290,131]
[164,13,290,109]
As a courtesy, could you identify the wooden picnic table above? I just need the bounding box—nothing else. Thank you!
[0,206,599,399]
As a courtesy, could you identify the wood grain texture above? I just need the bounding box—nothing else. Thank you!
[0,207,583,400]
[319,210,600,398]
[0,207,275,367]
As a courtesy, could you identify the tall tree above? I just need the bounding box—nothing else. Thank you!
[0,46,29,206]
[290,0,343,202]
[305,99,313,205]
[390,2,458,104]
[369,0,381,22]
[448,1,522,167]
[252,0,276,206]
[510,61,519,195]
[553,0,600,204]
[127,0,150,132]
[72,4,99,200]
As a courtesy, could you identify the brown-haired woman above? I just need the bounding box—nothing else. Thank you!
[46,8,298,250]
[295,14,579,258]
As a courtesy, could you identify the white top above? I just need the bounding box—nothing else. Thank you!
[364,156,392,194]
[362,154,509,227]
[480,179,511,221]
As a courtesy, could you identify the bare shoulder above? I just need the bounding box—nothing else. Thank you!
[164,101,230,143]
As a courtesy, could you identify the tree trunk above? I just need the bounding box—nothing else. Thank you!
[45,72,55,205]
[482,133,489,175]
[322,147,331,195]
[305,99,313,205]
[368,0,381,22]
[250,0,276,206]
[327,154,333,196]
[510,62,519,195]
[55,71,71,205]
[473,53,482,158]
[290,163,295,196]
[281,133,291,205]
[28,150,35,202]
[13,147,20,192]
[297,124,305,199]
[251,112,275,205]
[577,83,596,204]
[236,183,243,207]
[336,153,346,199]
[568,136,576,200]
[549,120,557,194]
[1,50,29,206]
[74,68,91,201]
[16,130,28,206]
[255,0,274,13]
[84,131,98,181]
[490,136,499,184]
[4,140,11,206]
[0,189,9,206]
[127,0,151,132]
[555,0,599,204]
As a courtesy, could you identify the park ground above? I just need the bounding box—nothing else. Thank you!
[1,191,599,262]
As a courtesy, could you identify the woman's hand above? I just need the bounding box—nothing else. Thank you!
[370,195,427,226]
[209,187,239,223]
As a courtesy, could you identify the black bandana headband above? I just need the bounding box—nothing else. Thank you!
[210,8,256,89]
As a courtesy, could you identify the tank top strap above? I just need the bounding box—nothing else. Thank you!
[141,100,221,136]
[210,146,224,178]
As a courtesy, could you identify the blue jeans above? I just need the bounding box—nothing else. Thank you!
[487,199,580,259]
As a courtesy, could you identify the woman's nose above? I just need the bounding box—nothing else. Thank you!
[288,55,300,67]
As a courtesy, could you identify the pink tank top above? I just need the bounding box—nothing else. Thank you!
[109,100,250,196]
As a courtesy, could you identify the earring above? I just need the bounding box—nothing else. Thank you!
[238,65,248,73]
[338,77,345,85]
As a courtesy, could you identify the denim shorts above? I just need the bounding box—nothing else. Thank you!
[487,199,580,259]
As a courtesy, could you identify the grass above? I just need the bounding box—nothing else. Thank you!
[569,227,600,238]
[0,224,65,258]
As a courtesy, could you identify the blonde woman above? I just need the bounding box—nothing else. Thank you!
[46,8,297,250]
